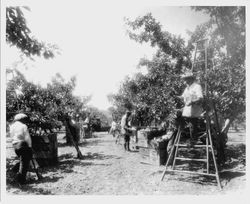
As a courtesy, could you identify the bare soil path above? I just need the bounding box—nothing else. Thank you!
[6,130,246,195]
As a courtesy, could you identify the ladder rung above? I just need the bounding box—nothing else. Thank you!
[194,60,205,64]
[196,49,206,52]
[195,38,208,43]
[175,144,212,148]
[175,157,207,162]
[167,169,217,177]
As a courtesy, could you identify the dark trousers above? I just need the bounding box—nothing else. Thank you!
[13,141,33,184]
[132,129,138,143]
[123,134,130,151]
[174,109,202,138]
[166,115,204,163]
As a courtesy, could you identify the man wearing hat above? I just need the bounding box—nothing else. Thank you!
[164,70,204,162]
[129,110,140,149]
[180,70,203,118]
[120,110,132,151]
[10,113,33,184]
[176,70,204,139]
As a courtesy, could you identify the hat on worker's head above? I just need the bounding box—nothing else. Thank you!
[13,113,28,122]
[181,70,195,80]
[126,110,132,115]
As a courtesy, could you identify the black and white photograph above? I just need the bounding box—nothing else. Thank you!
[1,0,248,198]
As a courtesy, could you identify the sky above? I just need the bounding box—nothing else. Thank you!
[5,1,210,110]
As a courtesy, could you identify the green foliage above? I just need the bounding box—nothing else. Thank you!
[6,6,58,58]
[189,6,245,121]
[125,13,191,69]
[86,106,112,127]
[6,70,90,135]
[191,7,245,60]
[110,8,245,127]
[110,14,189,126]
[107,106,122,122]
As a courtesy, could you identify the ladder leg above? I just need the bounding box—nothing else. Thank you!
[172,128,182,170]
[161,126,181,181]
[207,125,222,190]
[206,134,209,174]
[191,45,198,72]
[189,124,193,140]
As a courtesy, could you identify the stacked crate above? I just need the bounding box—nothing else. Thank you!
[138,129,168,166]
[31,133,58,167]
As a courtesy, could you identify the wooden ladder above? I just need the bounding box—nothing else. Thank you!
[161,39,222,189]
[160,119,222,189]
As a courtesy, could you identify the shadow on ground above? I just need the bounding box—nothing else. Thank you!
[6,151,116,193]
[6,158,61,195]
[57,137,113,148]
[167,174,218,186]
[6,135,245,194]
[223,143,245,169]
[36,152,117,174]
[6,184,53,195]
[156,143,246,187]
[82,152,121,160]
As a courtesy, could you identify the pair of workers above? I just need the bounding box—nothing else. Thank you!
[120,110,139,151]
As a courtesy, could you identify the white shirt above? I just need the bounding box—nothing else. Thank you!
[182,82,203,117]
[111,121,117,129]
[10,121,32,147]
[84,117,90,124]
[121,114,129,134]
[71,119,76,125]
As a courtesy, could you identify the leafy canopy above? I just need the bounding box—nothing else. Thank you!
[6,6,58,59]
[110,7,245,127]
[7,70,90,135]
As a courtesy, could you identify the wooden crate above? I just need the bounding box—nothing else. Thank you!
[32,133,58,167]
[137,130,149,147]
[139,146,167,166]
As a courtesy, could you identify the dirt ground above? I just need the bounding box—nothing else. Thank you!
[6,130,246,195]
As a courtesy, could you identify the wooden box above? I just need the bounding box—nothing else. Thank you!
[32,133,58,167]
[139,147,167,166]
[137,130,149,147]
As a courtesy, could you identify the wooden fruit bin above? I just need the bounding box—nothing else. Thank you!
[139,146,167,166]
[31,133,58,167]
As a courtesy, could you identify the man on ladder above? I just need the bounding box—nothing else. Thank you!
[161,39,222,189]
[178,69,204,141]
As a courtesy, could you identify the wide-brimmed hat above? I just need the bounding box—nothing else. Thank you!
[13,113,28,121]
[181,70,195,79]
[126,110,131,114]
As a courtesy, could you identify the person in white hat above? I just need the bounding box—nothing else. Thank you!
[177,70,204,139]
[180,70,203,118]
[9,113,33,184]
[165,70,204,161]
[109,119,118,138]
